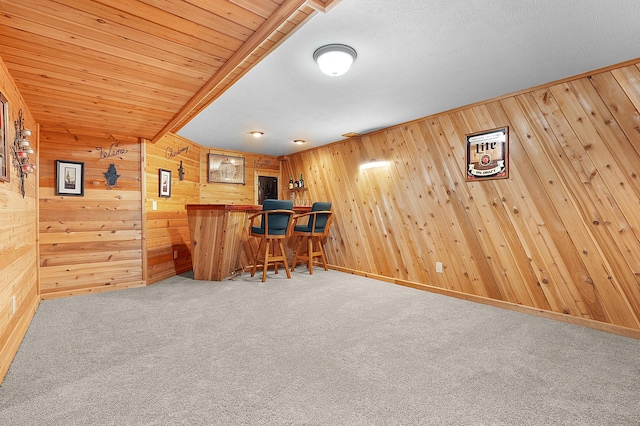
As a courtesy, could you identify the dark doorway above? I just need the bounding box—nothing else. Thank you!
[257,176,278,204]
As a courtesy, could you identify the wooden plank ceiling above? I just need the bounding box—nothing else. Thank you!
[0,0,338,140]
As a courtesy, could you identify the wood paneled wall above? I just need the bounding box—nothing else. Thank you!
[200,147,280,204]
[0,57,39,383]
[145,133,200,284]
[38,132,144,298]
[282,60,640,336]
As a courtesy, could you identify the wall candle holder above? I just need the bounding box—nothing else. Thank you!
[12,109,36,198]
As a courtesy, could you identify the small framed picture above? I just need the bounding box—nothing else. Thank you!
[159,168,171,198]
[208,153,245,184]
[56,160,85,196]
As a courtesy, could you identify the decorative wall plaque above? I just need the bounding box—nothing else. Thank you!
[208,153,245,184]
[465,127,509,181]
[178,161,185,181]
[104,163,120,189]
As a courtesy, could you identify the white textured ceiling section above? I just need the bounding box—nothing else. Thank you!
[177,0,640,156]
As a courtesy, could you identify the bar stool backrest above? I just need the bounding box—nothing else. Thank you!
[259,199,294,235]
[294,201,332,233]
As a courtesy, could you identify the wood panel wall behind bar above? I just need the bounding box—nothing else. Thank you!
[200,147,280,205]
[0,57,39,383]
[38,131,144,298]
[282,60,640,333]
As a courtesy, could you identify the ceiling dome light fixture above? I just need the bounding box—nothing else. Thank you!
[293,139,306,144]
[313,44,357,76]
[249,131,264,138]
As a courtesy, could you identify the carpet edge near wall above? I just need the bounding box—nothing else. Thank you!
[327,264,640,340]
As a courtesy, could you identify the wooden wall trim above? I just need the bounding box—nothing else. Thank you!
[140,138,149,284]
[35,122,41,297]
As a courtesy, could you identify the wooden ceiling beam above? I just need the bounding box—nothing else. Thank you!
[306,0,342,13]
[152,0,311,142]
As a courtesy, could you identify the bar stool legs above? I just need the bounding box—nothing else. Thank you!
[251,237,291,282]
[291,235,328,275]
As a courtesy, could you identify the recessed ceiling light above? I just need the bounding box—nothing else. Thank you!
[250,131,264,138]
[293,139,306,144]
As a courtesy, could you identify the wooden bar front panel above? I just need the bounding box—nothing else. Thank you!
[187,205,259,281]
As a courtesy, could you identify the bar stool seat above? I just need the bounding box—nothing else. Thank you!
[291,202,332,274]
[248,199,294,282]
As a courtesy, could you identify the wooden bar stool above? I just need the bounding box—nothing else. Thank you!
[247,199,295,282]
[291,202,332,274]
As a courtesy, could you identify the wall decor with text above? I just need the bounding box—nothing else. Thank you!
[465,127,509,181]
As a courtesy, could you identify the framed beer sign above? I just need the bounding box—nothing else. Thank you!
[465,127,509,181]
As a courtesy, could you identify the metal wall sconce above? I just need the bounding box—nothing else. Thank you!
[12,109,35,197]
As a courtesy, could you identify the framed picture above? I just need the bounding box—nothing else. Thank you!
[159,168,172,197]
[208,153,245,184]
[56,160,85,196]
[0,91,8,183]
[465,126,509,181]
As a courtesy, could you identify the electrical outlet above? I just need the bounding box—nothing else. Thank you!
[435,262,443,273]
[12,295,16,314]
[173,250,178,259]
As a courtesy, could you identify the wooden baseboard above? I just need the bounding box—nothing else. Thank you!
[147,266,193,285]
[328,265,640,340]
[40,280,146,300]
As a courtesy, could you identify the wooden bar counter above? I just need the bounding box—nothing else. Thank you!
[186,204,261,281]
[186,204,313,281]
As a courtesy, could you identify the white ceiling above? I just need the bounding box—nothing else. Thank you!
[177,0,640,157]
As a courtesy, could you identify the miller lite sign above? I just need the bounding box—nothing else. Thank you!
[465,127,509,181]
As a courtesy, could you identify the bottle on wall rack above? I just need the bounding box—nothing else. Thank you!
[299,173,304,188]
[289,175,294,189]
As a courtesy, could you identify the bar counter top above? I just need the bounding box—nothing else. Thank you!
[186,203,311,212]
[186,204,261,211]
